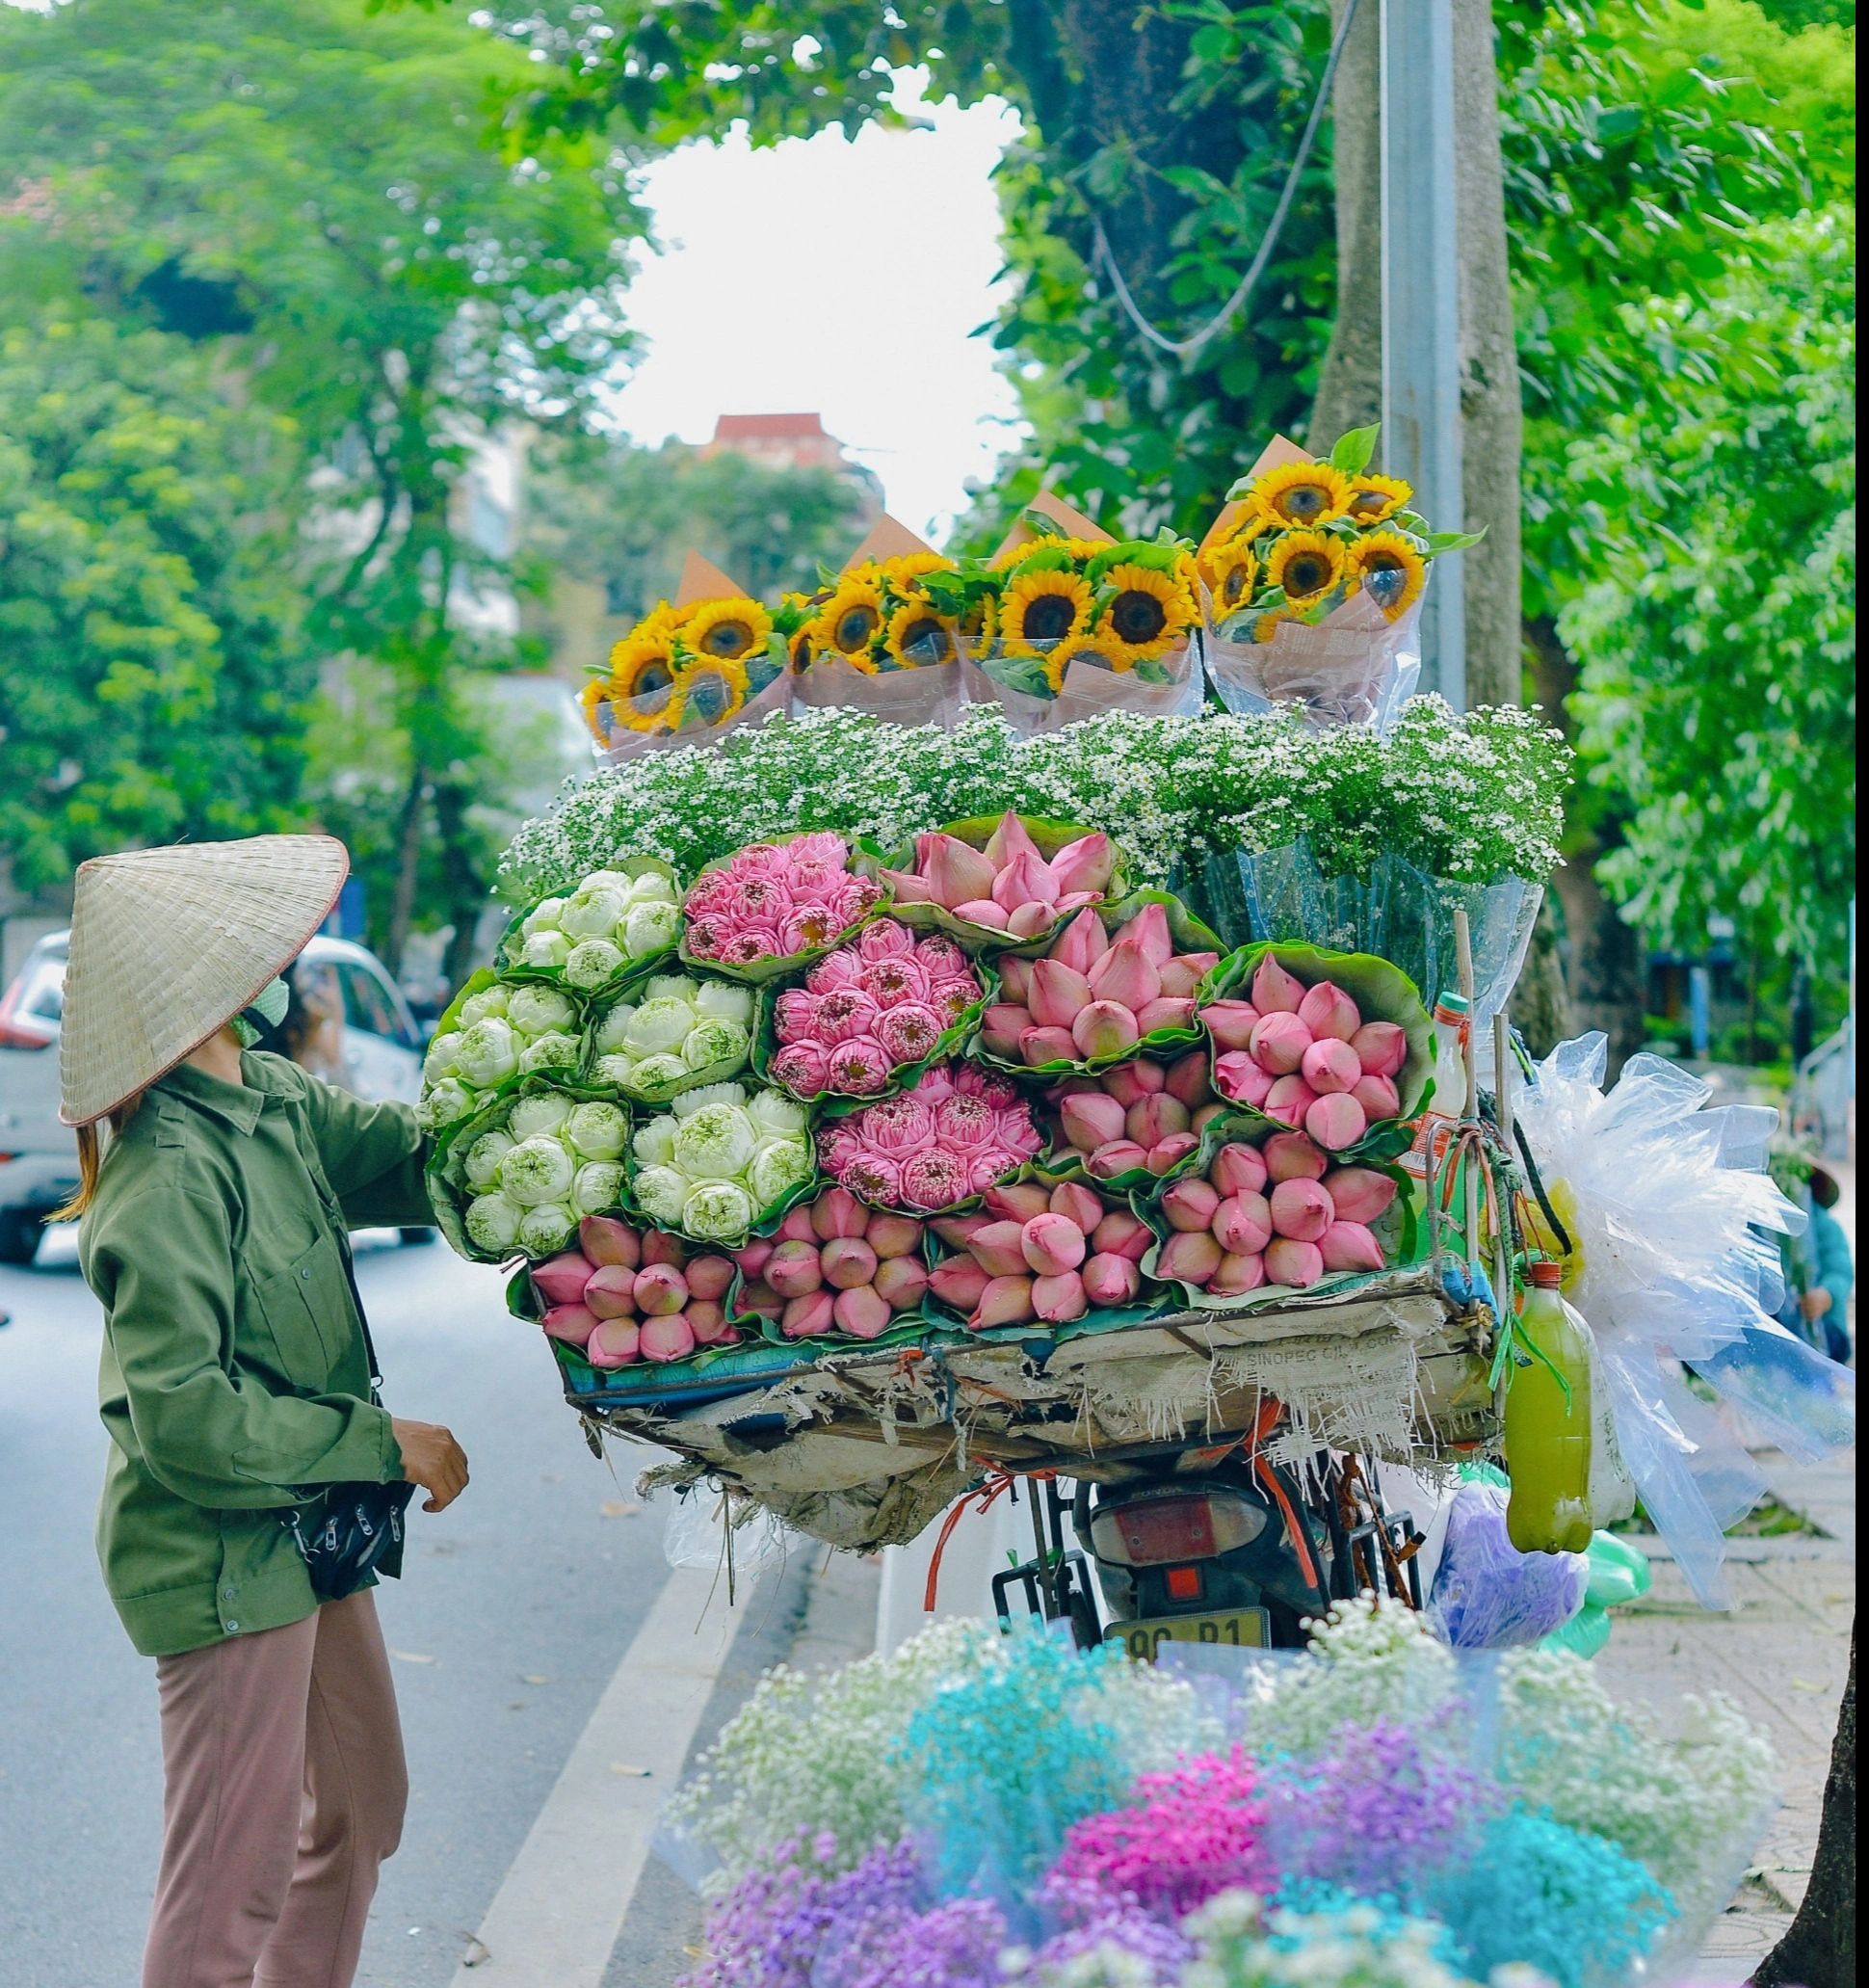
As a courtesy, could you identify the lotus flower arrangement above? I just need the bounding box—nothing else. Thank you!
[630,1081,815,1244]
[817,1063,1042,1212]
[767,918,984,1099]
[508,863,681,989]
[457,1088,631,1259]
[927,1179,1145,1329]
[876,812,1116,942]
[980,900,1220,1071]
[529,1214,744,1366]
[589,973,753,1101]
[419,978,588,1129]
[1049,1050,1228,1180]
[682,833,882,973]
[730,1187,930,1341]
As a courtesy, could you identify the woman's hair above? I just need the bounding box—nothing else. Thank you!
[53,1092,145,1222]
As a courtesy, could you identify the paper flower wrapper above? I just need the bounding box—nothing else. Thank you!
[588,662,792,764]
[959,634,1203,738]
[792,650,968,729]
[1204,583,1424,730]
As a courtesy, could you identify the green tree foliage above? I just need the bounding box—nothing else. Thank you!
[0,318,315,891]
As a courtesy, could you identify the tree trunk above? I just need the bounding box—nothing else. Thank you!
[382,763,426,976]
[1514,893,1572,1055]
[1308,0,1382,452]
[432,779,489,996]
[1756,1620,1856,1988]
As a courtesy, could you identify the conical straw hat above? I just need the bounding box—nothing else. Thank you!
[60,835,350,1126]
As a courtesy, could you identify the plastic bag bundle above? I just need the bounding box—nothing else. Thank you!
[1514,1036,1856,1607]
[1427,1479,1587,1649]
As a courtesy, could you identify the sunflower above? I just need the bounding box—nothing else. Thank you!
[1266,530,1345,605]
[956,592,998,648]
[1000,568,1093,651]
[1042,629,1132,688]
[884,600,957,669]
[1250,609,1292,645]
[1344,529,1427,621]
[879,551,951,590]
[1099,562,1197,661]
[787,621,818,673]
[605,634,682,704]
[666,655,750,730]
[815,578,886,669]
[684,596,772,662]
[1200,539,1261,616]
[1250,460,1352,528]
[1343,474,1412,527]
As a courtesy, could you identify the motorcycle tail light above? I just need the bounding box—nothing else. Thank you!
[1090,1492,1266,1567]
[1165,1565,1202,1601]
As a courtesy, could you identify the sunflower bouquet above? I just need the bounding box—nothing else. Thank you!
[579,555,791,761]
[1198,425,1483,729]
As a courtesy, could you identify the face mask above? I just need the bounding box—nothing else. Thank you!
[230,975,292,1048]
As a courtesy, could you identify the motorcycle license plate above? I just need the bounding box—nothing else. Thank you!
[1107,1608,1271,1660]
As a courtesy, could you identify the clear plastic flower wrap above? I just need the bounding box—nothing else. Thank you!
[1425,1477,1587,1650]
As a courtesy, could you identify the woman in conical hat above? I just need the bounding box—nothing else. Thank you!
[60,834,468,1988]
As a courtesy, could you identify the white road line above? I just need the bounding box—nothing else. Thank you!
[448,1563,761,1986]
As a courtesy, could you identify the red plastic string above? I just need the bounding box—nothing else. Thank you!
[922,1468,1057,1614]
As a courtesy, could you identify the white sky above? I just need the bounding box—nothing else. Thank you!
[601,75,1028,545]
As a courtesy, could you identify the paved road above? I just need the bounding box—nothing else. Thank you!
[0,1225,691,1987]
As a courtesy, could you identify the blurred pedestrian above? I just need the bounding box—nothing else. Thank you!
[1772,1143,1855,1365]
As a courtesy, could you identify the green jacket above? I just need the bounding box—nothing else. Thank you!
[81,1053,428,1657]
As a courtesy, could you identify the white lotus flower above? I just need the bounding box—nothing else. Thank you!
[593,1003,637,1055]
[747,1137,813,1207]
[559,886,630,942]
[579,869,633,892]
[465,1191,523,1252]
[746,1090,808,1139]
[632,1116,678,1167]
[564,1100,628,1161]
[671,1101,756,1181]
[622,899,680,958]
[682,1179,755,1240]
[694,981,753,1025]
[423,1030,462,1082]
[593,1051,639,1087]
[671,1081,748,1120]
[418,1078,476,1128]
[517,1202,576,1256]
[632,1165,688,1225]
[642,972,699,1003]
[500,1134,575,1207]
[682,1017,750,1072]
[570,1161,623,1217]
[624,870,677,906]
[508,985,578,1039]
[517,1031,582,1074]
[565,939,625,990]
[458,985,510,1027]
[521,897,566,936]
[624,995,696,1056]
[623,1052,689,1095]
[454,1019,519,1089]
[508,1092,573,1139]
[521,931,573,969]
[462,1128,514,1190]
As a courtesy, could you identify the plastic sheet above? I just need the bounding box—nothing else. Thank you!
[1427,1478,1588,1649]
[663,1481,798,1574]
[1204,586,1424,731]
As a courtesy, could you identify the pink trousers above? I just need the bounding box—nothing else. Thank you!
[143,1591,408,1988]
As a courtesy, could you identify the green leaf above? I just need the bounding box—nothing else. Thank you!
[1328,423,1382,475]
[1424,528,1487,552]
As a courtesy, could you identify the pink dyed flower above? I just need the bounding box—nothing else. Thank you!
[825,1036,892,1095]
[829,877,882,926]
[817,1124,862,1172]
[773,989,823,1043]
[770,1042,829,1096]
[806,949,865,994]
[917,934,968,979]
[956,1065,1020,1113]
[684,914,730,959]
[718,926,784,966]
[933,1093,997,1152]
[927,974,980,1024]
[857,1094,936,1153]
[836,1148,903,1205]
[995,1101,1044,1157]
[861,954,931,1009]
[813,987,881,1045]
[876,1003,945,1066]
[783,902,852,953]
[857,918,916,964]
[683,870,735,914]
[965,1149,1019,1196]
[791,832,849,867]
[905,1063,957,1105]
[901,1148,967,1211]
[727,842,786,878]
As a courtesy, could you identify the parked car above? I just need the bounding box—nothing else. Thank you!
[0,932,433,1265]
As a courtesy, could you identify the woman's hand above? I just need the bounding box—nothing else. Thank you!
[391,1418,470,1512]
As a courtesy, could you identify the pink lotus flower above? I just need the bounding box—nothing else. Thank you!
[1352,1073,1402,1121]
[727,842,786,878]
[780,906,841,954]
[965,1149,1021,1196]
[1214,1051,1275,1107]
[1321,1167,1398,1225]
[1073,1001,1141,1061]
[1302,1037,1362,1095]
[816,1123,862,1172]
[1049,910,1110,976]
[774,989,823,1042]
[789,856,846,899]
[1061,1091,1126,1152]
[1269,1178,1334,1242]
[1083,1253,1143,1306]
[855,1092,936,1153]
[532,1251,596,1308]
[991,849,1059,913]
[930,1257,990,1310]
[1123,901,1175,967]
[684,914,730,959]
[953,897,1011,930]
[1264,1236,1324,1287]
[806,948,865,994]
[684,870,735,914]
[918,933,967,976]
[1319,1220,1384,1272]
[1033,1269,1089,1323]
[1305,1091,1367,1151]
[957,1064,1017,1109]
[876,1003,944,1065]
[730,876,792,922]
[917,833,998,911]
[927,976,979,1024]
[969,1272,1037,1329]
[1201,999,1261,1050]
[1263,1074,1319,1126]
[541,1302,600,1347]
[1211,1144,1268,1197]
[996,1106,1043,1158]
[1021,1023,1080,1065]
[1136,995,1198,1035]
[934,1093,998,1151]
[813,986,882,1045]
[1352,1020,1408,1077]
[1158,952,1221,998]
[860,954,930,1008]
[901,1148,967,1210]
[825,1036,893,1093]
[720,925,785,966]
[1158,1230,1222,1286]
[1089,938,1160,1012]
[1250,954,1307,1014]
[1005,899,1056,940]
[981,1003,1031,1057]
[1086,1139,1150,1180]
[1213,1192,1274,1256]
[879,866,937,904]
[1298,979,1360,1043]
[984,812,1043,867]
[1029,959,1093,1030]
[792,831,848,866]
[836,1149,903,1205]
[1249,1011,1312,1074]
[1048,832,1116,897]
[858,917,915,963]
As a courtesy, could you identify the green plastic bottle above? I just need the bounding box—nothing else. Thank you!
[1505,1261,1595,1554]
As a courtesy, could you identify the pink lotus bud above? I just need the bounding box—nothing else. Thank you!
[1047,833,1116,898]
[1201,1000,1262,1050]
[1265,1237,1325,1288]
[1269,1178,1334,1242]
[1048,1181,1105,1232]
[981,1004,1033,1058]
[878,866,938,905]
[1122,901,1175,967]
[1089,939,1161,1012]
[1212,1191,1274,1257]
[832,1284,894,1338]
[684,1255,734,1303]
[687,1301,737,1345]
[931,1212,991,1249]
[969,1273,1037,1330]
[1158,952,1222,999]
[821,1235,879,1289]
[1305,1092,1368,1152]
[1298,979,1361,1043]
[1029,959,1094,1030]
[737,1277,783,1319]
[1321,1167,1397,1225]
[1250,1011,1313,1074]
[996,955,1034,1004]
[777,1205,817,1243]
[1033,1269,1089,1323]
[1020,1211,1088,1277]
[1083,1252,1144,1306]
[1006,899,1055,939]
[532,1252,597,1309]
[919,833,999,911]
[1020,1024,1080,1066]
[731,1238,775,1280]
[1301,1037,1362,1096]
[955,898,1012,931]
[1263,1131,1328,1183]
[1102,1059,1165,1107]
[1091,1207,1152,1261]
[1264,1075,1319,1127]
[583,1264,639,1319]
[1352,1020,1408,1078]
[765,1240,825,1298]
[541,1302,600,1347]
[1125,1093,1190,1148]
[874,1255,929,1310]
[780,1290,836,1339]
[865,1213,924,1259]
[1193,1102,1228,1134]
[1163,1177,1221,1232]
[1137,995,1198,1035]
[986,1181,1052,1222]
[811,1186,869,1240]
[1072,1002,1141,1061]
[1212,1143,1269,1197]
[1250,954,1306,1015]
[992,849,1059,914]
[1157,1230,1223,1286]
[586,1317,641,1367]
[1353,1074,1401,1121]
[641,1230,688,1269]
[579,1216,642,1269]
[770,1043,830,1096]
[1086,1140,1150,1180]
[929,1258,990,1310]
[1214,1052,1275,1107]
[1050,909,1111,976]
[1147,1132,1199,1174]
[633,1264,690,1314]
[641,1312,698,1362]
[984,811,1043,867]
[966,1219,1034,1279]
[1164,1051,1215,1109]
[1319,1220,1385,1273]
[1210,1252,1267,1296]
[1061,1090,1128,1152]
